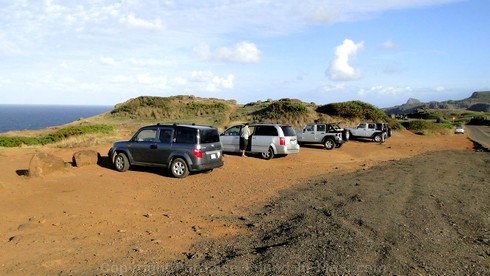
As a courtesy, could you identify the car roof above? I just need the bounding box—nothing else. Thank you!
[143,123,216,129]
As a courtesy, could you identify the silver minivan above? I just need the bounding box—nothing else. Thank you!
[220,123,300,159]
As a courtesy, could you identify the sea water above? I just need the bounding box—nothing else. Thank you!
[0,104,113,133]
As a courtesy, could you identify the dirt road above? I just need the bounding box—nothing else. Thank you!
[0,130,487,274]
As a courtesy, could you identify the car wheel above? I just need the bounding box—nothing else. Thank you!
[388,128,393,137]
[114,153,129,172]
[323,138,335,150]
[373,134,382,143]
[342,130,350,141]
[335,142,343,148]
[261,147,275,160]
[170,158,189,178]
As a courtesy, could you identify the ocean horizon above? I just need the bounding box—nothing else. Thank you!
[0,104,113,133]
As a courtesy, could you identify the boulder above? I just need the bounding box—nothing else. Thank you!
[72,150,99,167]
[29,152,66,177]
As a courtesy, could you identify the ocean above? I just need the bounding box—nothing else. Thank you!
[0,104,113,133]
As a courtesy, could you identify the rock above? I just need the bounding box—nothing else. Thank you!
[72,150,99,167]
[28,152,65,177]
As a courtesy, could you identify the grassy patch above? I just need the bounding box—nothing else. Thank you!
[0,125,114,147]
[401,120,452,135]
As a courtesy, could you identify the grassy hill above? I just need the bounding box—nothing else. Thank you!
[98,96,392,131]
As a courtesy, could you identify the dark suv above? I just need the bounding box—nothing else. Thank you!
[108,123,223,178]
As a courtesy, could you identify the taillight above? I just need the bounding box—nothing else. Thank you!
[192,148,203,158]
[279,137,286,146]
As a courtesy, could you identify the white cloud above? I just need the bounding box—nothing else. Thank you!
[215,42,261,64]
[365,85,413,95]
[195,42,261,64]
[120,13,164,31]
[190,71,235,92]
[379,39,399,50]
[99,56,117,66]
[327,39,364,81]
[435,86,445,91]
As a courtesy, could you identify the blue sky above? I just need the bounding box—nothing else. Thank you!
[0,0,488,108]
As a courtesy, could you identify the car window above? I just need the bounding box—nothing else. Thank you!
[223,125,241,136]
[200,129,220,143]
[368,123,376,129]
[317,125,326,132]
[305,125,314,131]
[158,128,173,143]
[135,129,157,142]
[281,126,296,136]
[254,126,277,136]
[358,123,366,129]
[175,128,197,144]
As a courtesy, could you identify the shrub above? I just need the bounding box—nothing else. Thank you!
[401,120,452,135]
[0,124,114,147]
[317,101,389,121]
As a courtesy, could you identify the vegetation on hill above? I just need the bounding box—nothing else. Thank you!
[6,92,485,148]
[317,100,390,121]
[0,125,114,147]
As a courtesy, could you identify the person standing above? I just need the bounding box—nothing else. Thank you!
[240,123,250,157]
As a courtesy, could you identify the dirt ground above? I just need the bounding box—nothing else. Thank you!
[0,130,488,275]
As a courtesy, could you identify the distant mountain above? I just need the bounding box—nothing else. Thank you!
[383,91,490,115]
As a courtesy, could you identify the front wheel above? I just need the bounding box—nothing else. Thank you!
[373,134,382,143]
[323,138,335,150]
[170,158,189,178]
[261,147,275,160]
[114,153,130,172]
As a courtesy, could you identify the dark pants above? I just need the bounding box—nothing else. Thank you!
[240,137,248,151]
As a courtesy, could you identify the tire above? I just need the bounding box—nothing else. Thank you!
[387,128,393,137]
[323,138,335,150]
[170,158,189,178]
[342,130,350,141]
[373,134,382,143]
[114,152,130,172]
[335,142,343,148]
[261,147,275,160]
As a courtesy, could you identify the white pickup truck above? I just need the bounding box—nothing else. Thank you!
[296,123,346,150]
[345,122,392,142]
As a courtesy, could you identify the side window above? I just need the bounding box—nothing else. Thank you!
[358,123,366,129]
[255,126,278,136]
[135,129,157,142]
[305,125,314,131]
[158,128,173,143]
[175,128,197,144]
[368,123,376,129]
[223,125,241,136]
[317,124,326,132]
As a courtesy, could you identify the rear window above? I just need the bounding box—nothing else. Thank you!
[175,128,197,144]
[199,128,220,143]
[281,126,296,136]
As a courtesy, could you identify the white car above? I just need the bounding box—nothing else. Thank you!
[454,126,465,134]
[220,123,300,159]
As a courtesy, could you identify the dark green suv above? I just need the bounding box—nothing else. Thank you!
[108,123,223,178]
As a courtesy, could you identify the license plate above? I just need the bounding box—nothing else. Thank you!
[211,153,216,159]
[291,140,297,144]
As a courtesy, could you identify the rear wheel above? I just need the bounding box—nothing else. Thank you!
[170,158,189,178]
[114,153,129,172]
[261,147,275,160]
[373,134,382,143]
[323,138,335,150]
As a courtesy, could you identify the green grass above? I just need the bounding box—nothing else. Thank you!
[0,124,114,147]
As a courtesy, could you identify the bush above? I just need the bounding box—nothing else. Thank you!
[317,101,389,121]
[401,120,452,135]
[0,124,114,147]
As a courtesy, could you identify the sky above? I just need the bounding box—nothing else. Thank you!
[0,0,489,108]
